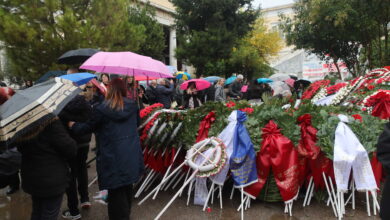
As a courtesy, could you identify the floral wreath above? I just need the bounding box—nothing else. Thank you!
[186,137,227,178]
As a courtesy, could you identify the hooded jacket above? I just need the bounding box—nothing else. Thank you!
[71,98,144,190]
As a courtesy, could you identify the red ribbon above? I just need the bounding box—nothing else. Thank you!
[245,120,299,201]
[196,111,216,142]
[372,96,390,119]
[371,153,383,189]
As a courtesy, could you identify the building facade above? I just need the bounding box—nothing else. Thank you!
[262,4,348,80]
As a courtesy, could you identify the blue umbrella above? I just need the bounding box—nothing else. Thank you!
[225,76,237,85]
[36,70,66,84]
[257,78,273,84]
[204,76,221,83]
[176,71,191,80]
[59,73,96,86]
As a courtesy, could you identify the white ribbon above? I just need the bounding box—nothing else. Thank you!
[314,94,336,106]
[194,148,214,205]
[333,114,377,192]
[209,111,237,185]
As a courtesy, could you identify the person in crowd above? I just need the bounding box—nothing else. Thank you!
[17,118,77,220]
[244,80,263,102]
[377,122,390,220]
[145,80,158,105]
[84,81,105,108]
[23,80,33,89]
[155,78,175,109]
[183,82,203,109]
[0,81,7,87]
[0,87,20,195]
[69,78,144,220]
[100,73,110,93]
[59,93,93,219]
[214,78,226,102]
[228,74,244,100]
[67,68,79,75]
[174,79,185,106]
[125,76,137,100]
[203,82,216,103]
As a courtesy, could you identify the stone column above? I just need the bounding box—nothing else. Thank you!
[169,27,177,68]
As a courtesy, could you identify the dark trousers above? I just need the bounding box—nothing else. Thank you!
[381,178,390,220]
[31,194,63,220]
[0,172,19,189]
[107,185,133,220]
[66,145,89,215]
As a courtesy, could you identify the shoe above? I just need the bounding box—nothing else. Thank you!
[80,201,91,209]
[6,187,19,195]
[61,210,81,220]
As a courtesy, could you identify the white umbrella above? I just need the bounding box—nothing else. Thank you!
[269,73,290,81]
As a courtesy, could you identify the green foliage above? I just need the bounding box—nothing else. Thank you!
[0,0,164,81]
[171,0,258,77]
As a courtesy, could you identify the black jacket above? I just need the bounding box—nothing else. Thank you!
[59,95,92,145]
[72,98,144,190]
[17,120,77,197]
[156,84,174,108]
[0,148,21,176]
[377,122,390,219]
[183,92,203,109]
[228,80,243,98]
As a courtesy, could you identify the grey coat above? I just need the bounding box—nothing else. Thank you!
[214,85,226,102]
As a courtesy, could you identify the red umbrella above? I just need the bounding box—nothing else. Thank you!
[180,79,211,91]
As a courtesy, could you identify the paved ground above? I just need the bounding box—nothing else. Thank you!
[0,145,382,220]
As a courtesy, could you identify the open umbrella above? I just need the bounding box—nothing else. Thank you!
[0,78,81,147]
[269,73,290,82]
[176,71,191,80]
[59,73,96,86]
[284,78,295,88]
[204,76,221,83]
[294,79,311,90]
[80,51,172,79]
[58,48,100,65]
[36,70,66,84]
[180,79,211,91]
[225,76,237,85]
[257,78,273,84]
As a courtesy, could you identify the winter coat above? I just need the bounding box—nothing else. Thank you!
[145,86,158,105]
[59,95,92,145]
[156,84,174,108]
[214,84,226,102]
[71,98,144,190]
[0,148,21,176]
[228,80,243,98]
[17,119,77,197]
[377,122,390,219]
[183,91,203,109]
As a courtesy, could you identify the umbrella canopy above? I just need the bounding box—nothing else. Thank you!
[284,78,296,88]
[58,48,100,65]
[176,71,191,80]
[0,78,81,147]
[294,79,311,89]
[270,81,291,97]
[90,79,107,95]
[225,76,237,85]
[204,76,221,83]
[289,75,298,80]
[36,70,66,84]
[269,73,290,82]
[180,79,211,91]
[257,78,273,84]
[80,51,172,79]
[59,73,96,86]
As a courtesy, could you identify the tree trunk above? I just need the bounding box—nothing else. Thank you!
[333,58,342,80]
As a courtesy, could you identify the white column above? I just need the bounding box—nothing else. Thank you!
[169,28,177,68]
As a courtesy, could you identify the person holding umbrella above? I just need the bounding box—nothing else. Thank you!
[156,78,175,109]
[183,81,203,109]
[68,78,144,220]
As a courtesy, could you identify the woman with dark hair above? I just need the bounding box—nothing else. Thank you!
[244,80,262,101]
[100,73,110,93]
[69,78,144,220]
[183,82,203,109]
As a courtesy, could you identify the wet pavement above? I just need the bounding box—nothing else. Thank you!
[0,149,382,220]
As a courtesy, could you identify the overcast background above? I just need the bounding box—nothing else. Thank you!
[253,0,294,9]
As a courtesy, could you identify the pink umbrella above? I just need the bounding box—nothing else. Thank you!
[180,79,211,91]
[241,85,248,93]
[80,51,172,78]
[284,78,295,88]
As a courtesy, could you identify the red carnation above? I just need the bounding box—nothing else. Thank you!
[240,107,254,114]
[226,101,236,108]
[367,84,375,90]
[352,114,363,122]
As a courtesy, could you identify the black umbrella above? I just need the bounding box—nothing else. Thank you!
[0,78,81,147]
[294,79,311,90]
[58,48,100,65]
[289,75,298,80]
